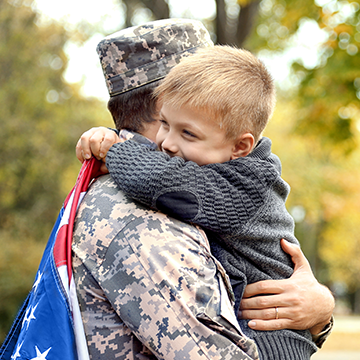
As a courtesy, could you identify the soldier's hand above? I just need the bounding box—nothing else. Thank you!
[238,239,334,334]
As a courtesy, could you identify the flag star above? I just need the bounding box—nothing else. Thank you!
[32,271,43,293]
[22,303,39,330]
[22,307,31,329]
[28,303,38,321]
[30,346,51,360]
[11,341,23,360]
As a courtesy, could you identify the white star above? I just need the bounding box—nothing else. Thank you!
[28,303,38,322]
[32,271,43,293]
[30,346,51,360]
[22,303,38,330]
[22,307,30,329]
[11,341,23,360]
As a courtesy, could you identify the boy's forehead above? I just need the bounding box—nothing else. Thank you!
[161,102,220,128]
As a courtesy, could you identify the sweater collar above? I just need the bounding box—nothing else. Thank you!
[119,129,158,150]
[247,137,272,160]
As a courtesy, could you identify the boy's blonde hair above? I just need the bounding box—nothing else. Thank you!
[154,45,276,143]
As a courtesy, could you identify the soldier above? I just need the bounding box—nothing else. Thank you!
[73,19,333,360]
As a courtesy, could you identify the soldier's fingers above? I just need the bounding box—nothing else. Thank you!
[247,318,293,331]
[240,293,292,311]
[242,279,285,299]
[239,305,292,322]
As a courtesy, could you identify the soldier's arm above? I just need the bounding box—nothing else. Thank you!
[239,239,334,347]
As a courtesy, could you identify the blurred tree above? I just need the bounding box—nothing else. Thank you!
[119,0,261,46]
[249,0,360,310]
[0,0,112,342]
[246,0,360,150]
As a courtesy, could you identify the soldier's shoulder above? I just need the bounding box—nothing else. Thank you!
[73,174,208,265]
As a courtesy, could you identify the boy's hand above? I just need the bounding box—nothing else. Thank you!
[238,239,334,334]
[76,127,120,173]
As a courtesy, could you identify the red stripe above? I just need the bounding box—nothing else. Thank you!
[53,225,68,267]
[53,158,102,285]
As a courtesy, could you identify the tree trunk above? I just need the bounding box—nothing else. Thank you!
[121,0,169,28]
[215,0,228,44]
[236,0,260,47]
[215,0,259,47]
[142,0,170,19]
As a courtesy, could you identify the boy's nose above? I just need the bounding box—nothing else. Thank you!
[161,136,178,156]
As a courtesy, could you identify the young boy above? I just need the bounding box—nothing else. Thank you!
[79,45,317,358]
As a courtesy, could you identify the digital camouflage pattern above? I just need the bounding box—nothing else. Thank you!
[72,172,259,360]
[96,18,213,96]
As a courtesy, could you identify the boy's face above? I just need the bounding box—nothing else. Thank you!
[156,103,238,166]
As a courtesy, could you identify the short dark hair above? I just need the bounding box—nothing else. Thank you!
[107,80,161,132]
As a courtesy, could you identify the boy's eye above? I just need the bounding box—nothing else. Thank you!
[183,129,197,138]
[159,119,169,127]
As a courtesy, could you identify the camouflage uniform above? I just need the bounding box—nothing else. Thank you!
[72,131,259,360]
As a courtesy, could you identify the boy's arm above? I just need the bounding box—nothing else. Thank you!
[106,140,261,234]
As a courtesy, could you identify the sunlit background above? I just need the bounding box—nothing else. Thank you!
[1,0,360,358]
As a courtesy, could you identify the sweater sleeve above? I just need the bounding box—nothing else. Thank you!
[106,140,278,235]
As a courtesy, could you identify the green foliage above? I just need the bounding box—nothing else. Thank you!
[248,0,360,150]
[0,0,113,342]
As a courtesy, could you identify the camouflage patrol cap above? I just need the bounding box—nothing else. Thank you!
[96,18,213,97]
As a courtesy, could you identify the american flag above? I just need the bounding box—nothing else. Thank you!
[0,158,101,360]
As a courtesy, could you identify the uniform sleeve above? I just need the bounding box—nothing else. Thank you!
[106,140,278,235]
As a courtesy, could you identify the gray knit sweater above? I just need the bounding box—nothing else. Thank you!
[106,136,317,360]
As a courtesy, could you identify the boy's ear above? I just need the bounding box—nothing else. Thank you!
[230,133,255,159]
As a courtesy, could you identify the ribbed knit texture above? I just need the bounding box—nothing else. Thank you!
[250,330,317,359]
[106,136,317,359]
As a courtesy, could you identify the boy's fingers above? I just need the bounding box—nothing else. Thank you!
[88,131,106,158]
[78,128,101,159]
[98,131,121,158]
[76,127,120,162]
[75,138,85,163]
[99,162,109,174]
